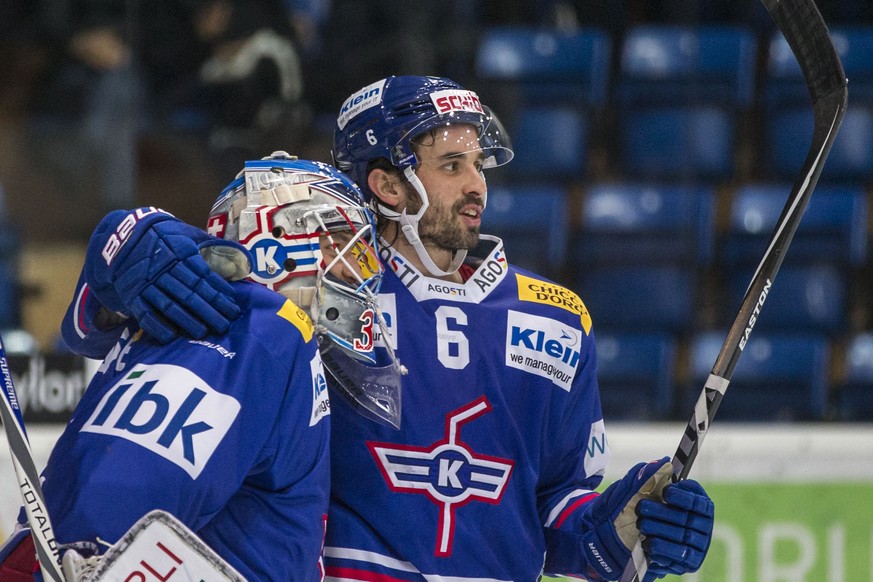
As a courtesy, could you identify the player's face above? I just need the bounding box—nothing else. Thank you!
[408,124,487,252]
[319,228,380,287]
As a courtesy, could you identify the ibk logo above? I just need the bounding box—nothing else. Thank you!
[368,397,513,556]
[82,364,240,479]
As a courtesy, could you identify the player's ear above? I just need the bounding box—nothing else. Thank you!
[368,168,402,208]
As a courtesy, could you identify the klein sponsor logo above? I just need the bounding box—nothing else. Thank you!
[337,79,386,130]
[101,208,167,266]
[505,310,580,391]
[310,354,330,426]
[430,89,484,115]
[82,364,240,479]
[372,294,396,348]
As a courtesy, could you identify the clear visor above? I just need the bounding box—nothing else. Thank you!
[390,106,514,170]
[318,339,403,429]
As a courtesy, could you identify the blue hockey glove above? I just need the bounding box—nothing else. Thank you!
[579,457,673,581]
[84,208,251,344]
[579,456,713,581]
[637,479,714,578]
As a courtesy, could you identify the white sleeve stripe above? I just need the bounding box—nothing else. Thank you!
[73,283,90,339]
[544,488,598,527]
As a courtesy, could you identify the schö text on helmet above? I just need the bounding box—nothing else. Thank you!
[431,90,484,115]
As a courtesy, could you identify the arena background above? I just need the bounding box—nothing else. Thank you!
[1,1,873,580]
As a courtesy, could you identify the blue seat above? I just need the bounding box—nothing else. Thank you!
[618,107,736,180]
[614,25,756,181]
[725,265,846,334]
[506,106,588,180]
[596,332,677,420]
[485,184,568,275]
[767,26,873,106]
[764,26,873,182]
[577,265,695,333]
[763,105,873,183]
[836,333,873,421]
[575,182,716,266]
[618,25,757,106]
[475,26,611,106]
[686,331,830,420]
[721,183,868,267]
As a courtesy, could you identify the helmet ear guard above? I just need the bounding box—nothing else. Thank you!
[209,151,406,428]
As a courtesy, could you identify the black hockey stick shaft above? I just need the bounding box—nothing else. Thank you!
[0,334,65,581]
[621,0,847,580]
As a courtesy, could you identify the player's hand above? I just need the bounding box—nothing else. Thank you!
[84,208,251,343]
[637,479,714,578]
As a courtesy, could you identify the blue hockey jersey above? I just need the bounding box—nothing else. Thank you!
[58,235,612,581]
[49,279,331,581]
[323,236,610,581]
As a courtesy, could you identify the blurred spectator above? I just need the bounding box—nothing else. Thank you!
[29,0,142,213]
[145,0,305,175]
[304,0,478,121]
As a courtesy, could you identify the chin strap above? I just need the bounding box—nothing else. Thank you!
[375,166,467,277]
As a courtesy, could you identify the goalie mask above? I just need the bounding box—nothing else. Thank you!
[208,152,405,428]
[333,75,514,276]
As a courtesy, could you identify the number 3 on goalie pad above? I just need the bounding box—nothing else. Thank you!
[63,510,246,582]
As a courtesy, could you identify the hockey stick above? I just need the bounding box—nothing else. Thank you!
[0,333,65,581]
[619,0,847,580]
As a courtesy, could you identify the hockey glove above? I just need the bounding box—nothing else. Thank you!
[580,456,714,581]
[637,479,714,578]
[84,208,251,344]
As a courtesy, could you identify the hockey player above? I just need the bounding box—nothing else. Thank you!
[42,78,714,580]
[1,155,401,581]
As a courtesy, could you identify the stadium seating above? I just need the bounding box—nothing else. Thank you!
[474,26,611,107]
[836,332,873,421]
[485,183,568,277]
[721,183,868,268]
[762,26,873,182]
[723,264,847,334]
[475,26,610,183]
[505,105,588,181]
[576,265,695,333]
[595,332,677,420]
[614,25,757,180]
[686,331,830,421]
[574,182,716,266]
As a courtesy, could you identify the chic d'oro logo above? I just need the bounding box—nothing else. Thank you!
[515,274,592,334]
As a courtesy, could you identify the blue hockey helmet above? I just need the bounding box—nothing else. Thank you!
[332,75,514,202]
[208,152,405,428]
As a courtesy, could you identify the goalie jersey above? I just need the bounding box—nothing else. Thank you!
[323,236,611,580]
[50,278,330,581]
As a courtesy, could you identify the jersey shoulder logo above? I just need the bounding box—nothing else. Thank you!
[368,397,513,557]
[277,299,314,343]
[515,273,592,334]
[81,364,241,479]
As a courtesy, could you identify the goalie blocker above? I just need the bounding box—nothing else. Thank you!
[0,510,245,582]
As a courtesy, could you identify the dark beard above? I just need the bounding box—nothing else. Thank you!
[411,195,480,252]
